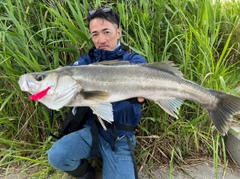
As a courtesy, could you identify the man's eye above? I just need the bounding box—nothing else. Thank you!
[104,31,110,35]
[36,75,45,81]
[92,34,97,37]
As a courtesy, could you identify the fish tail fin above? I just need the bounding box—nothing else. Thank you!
[207,90,240,135]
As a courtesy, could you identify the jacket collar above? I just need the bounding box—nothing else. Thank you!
[88,43,129,62]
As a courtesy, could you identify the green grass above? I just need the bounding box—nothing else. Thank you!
[0,0,240,178]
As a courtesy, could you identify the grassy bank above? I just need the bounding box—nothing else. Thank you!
[0,0,240,178]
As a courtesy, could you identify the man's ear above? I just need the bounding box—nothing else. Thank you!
[117,28,122,40]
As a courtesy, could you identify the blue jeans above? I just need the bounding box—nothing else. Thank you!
[47,125,136,179]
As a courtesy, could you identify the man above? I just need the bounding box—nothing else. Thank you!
[47,7,146,179]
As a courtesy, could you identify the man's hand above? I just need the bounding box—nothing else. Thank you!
[137,97,145,103]
[129,97,145,104]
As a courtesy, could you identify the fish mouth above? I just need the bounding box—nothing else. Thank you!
[18,74,51,99]
[18,75,28,91]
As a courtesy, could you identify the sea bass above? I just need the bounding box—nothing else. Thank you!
[18,61,240,135]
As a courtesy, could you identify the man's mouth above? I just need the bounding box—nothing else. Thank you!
[99,46,109,49]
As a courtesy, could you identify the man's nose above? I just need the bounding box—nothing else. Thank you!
[98,34,106,43]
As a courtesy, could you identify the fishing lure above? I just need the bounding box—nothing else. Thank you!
[30,86,51,100]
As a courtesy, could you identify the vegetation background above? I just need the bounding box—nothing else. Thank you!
[0,0,240,178]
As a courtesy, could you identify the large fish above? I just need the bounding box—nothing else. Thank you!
[18,61,240,135]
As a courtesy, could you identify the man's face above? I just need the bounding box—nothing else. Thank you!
[89,18,122,51]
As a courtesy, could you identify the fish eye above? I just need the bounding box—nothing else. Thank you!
[36,75,45,81]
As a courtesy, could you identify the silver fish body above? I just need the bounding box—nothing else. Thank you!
[18,61,240,135]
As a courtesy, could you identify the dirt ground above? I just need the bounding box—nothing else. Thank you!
[1,161,240,179]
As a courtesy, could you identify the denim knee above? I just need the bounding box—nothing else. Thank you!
[47,145,80,171]
[47,127,92,171]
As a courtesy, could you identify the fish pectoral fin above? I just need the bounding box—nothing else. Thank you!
[81,91,110,102]
[156,98,184,119]
[91,103,114,123]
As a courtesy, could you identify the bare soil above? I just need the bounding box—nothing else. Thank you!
[1,161,240,179]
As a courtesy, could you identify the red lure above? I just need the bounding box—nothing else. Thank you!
[29,87,51,100]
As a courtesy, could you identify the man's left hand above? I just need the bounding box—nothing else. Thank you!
[137,97,144,103]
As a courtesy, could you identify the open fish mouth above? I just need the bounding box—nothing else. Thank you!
[18,74,42,93]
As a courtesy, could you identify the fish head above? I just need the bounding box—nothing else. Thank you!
[18,69,82,109]
[18,72,58,94]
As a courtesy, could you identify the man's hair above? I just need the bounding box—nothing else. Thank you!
[87,8,120,28]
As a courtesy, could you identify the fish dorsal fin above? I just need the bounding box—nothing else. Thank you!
[92,60,130,66]
[144,61,183,77]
